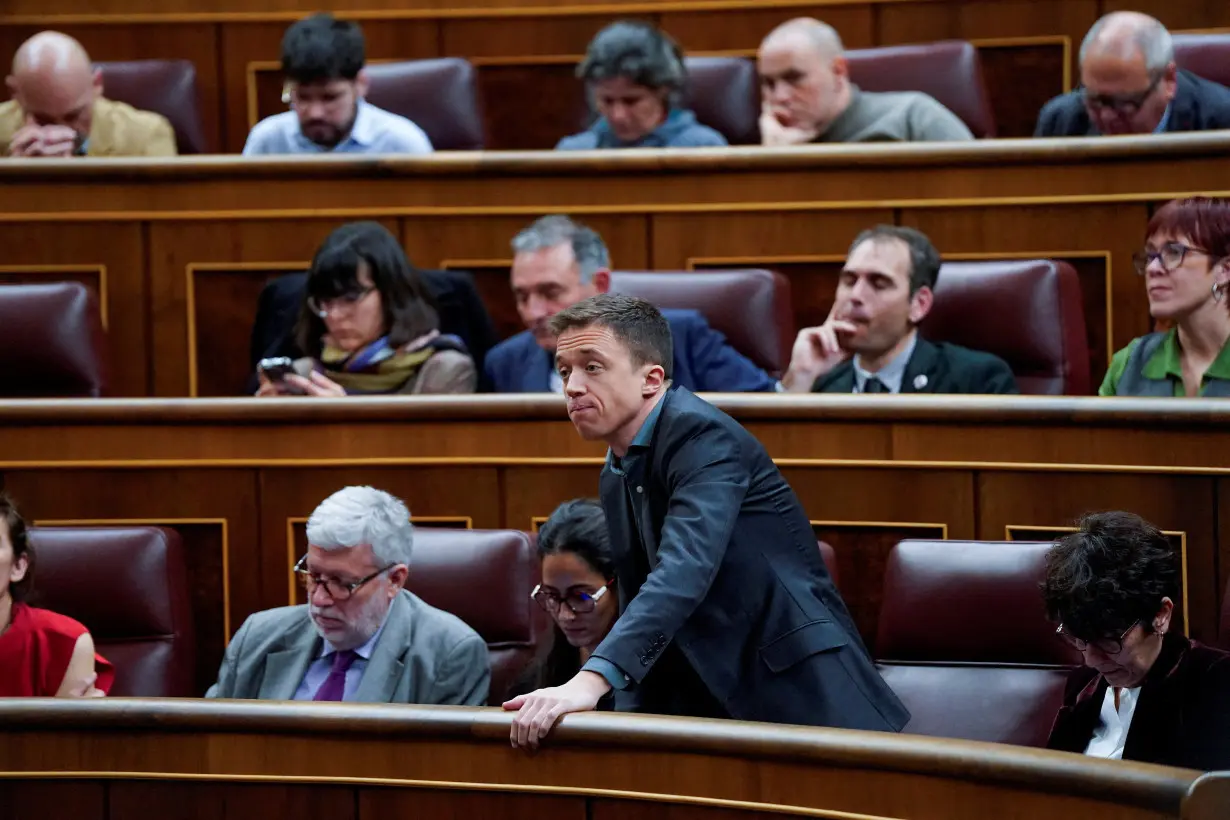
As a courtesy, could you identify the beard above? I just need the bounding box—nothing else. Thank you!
[309,589,389,651]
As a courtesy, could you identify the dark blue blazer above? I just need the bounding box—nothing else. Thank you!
[1035,69,1230,136]
[484,308,775,393]
[593,384,910,730]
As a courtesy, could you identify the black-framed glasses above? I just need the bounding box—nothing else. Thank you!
[530,583,610,615]
[1056,620,1139,655]
[306,286,376,319]
[1083,73,1163,115]
[294,554,395,601]
[1132,242,1212,275]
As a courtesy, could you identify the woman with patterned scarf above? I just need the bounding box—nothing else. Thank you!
[255,222,477,396]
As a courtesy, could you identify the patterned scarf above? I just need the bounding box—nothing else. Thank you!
[319,332,443,394]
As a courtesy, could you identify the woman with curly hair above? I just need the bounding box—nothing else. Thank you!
[1042,511,1230,769]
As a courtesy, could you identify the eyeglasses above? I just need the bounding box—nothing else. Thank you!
[306,286,376,319]
[1056,620,1139,656]
[1083,73,1163,115]
[530,583,610,615]
[1132,242,1212,275]
[294,554,396,602]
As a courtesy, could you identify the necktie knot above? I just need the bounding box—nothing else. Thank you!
[331,649,359,674]
[314,649,360,702]
[863,376,887,394]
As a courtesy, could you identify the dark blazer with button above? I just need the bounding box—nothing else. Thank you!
[592,384,910,731]
[812,337,1019,394]
[1034,69,1230,137]
[1046,634,1230,771]
[248,269,499,393]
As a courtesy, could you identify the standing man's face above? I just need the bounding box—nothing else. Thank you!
[511,243,601,350]
[556,323,662,445]
[291,75,365,148]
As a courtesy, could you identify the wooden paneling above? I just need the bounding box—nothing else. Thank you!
[0,781,104,820]
[110,782,357,820]
[359,788,586,820]
[976,42,1068,138]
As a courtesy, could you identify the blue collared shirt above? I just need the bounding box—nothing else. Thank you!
[243,99,434,156]
[583,391,668,692]
[292,613,389,701]
[852,332,918,393]
[1154,103,1173,134]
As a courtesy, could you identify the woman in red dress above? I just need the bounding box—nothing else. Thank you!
[0,495,114,697]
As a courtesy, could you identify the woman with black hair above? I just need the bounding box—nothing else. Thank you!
[256,221,476,396]
[523,499,618,692]
[1043,511,1230,770]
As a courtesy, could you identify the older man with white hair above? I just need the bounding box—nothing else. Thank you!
[756,17,972,145]
[1036,11,1230,137]
[207,486,489,704]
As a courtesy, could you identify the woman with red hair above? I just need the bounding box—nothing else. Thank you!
[1102,197,1230,396]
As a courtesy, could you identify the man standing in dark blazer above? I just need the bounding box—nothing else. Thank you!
[781,225,1017,395]
[484,215,776,393]
[1035,12,1230,137]
[504,293,909,748]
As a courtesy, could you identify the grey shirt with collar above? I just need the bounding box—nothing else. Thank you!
[852,332,918,393]
[815,85,974,143]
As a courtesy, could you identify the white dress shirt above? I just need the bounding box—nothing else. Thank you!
[1084,685,1141,760]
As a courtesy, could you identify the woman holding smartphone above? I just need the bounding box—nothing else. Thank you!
[256,221,476,396]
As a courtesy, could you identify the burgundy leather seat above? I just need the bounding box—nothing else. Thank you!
[609,269,794,376]
[682,56,760,145]
[364,59,485,150]
[96,60,208,154]
[845,41,996,138]
[27,526,196,697]
[0,282,106,398]
[876,539,1080,746]
[407,528,548,704]
[1173,34,1230,89]
[920,260,1091,395]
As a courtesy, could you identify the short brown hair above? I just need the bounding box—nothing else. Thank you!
[548,293,674,379]
[0,494,33,603]
[1147,197,1230,264]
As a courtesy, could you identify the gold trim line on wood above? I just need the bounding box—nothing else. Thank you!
[1005,524,1190,634]
[811,520,949,539]
[0,769,907,820]
[688,249,1116,365]
[7,457,1230,475]
[0,0,938,26]
[0,192,1201,223]
[0,264,110,330]
[32,517,232,641]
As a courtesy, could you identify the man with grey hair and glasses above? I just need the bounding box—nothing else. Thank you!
[485,214,776,393]
[1036,11,1230,137]
[207,486,489,704]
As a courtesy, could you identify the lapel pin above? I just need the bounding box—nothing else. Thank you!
[913,374,928,391]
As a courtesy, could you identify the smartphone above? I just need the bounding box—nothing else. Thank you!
[257,357,307,394]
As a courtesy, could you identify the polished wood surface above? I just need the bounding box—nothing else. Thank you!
[5,0,1226,148]
[2,394,1229,691]
[2,136,1227,397]
[0,700,1223,820]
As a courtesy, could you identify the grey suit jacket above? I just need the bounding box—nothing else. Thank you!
[206,589,490,705]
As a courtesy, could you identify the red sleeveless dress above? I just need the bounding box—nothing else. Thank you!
[0,603,115,696]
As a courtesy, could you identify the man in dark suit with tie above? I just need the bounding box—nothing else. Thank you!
[484,215,776,394]
[780,225,1017,395]
[1034,12,1230,138]
[504,293,909,748]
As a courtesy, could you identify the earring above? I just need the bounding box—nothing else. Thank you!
[1214,282,1227,302]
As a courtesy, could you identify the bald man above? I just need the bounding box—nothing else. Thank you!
[1036,12,1230,137]
[757,18,973,145]
[1,32,176,158]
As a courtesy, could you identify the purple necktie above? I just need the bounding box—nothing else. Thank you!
[313,649,359,702]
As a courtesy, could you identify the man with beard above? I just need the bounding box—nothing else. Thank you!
[1,31,176,158]
[207,486,488,704]
[781,226,1017,395]
[243,14,433,156]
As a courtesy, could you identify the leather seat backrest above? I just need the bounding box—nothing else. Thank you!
[609,269,794,376]
[365,59,485,150]
[876,539,1080,745]
[1173,34,1230,89]
[845,40,997,138]
[406,528,548,704]
[681,56,760,145]
[96,60,208,154]
[0,282,107,398]
[27,526,196,696]
[920,260,1091,395]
